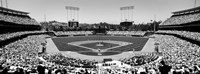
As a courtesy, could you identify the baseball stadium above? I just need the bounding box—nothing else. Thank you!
[0,0,200,74]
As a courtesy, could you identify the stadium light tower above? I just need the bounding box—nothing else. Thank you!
[5,0,8,8]
[66,6,79,22]
[66,6,80,27]
[154,14,156,32]
[0,0,3,7]
[0,0,8,8]
[120,6,134,29]
[194,0,197,7]
[120,6,134,22]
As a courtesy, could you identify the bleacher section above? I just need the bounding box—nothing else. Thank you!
[0,31,45,41]
[157,30,200,42]
[120,52,159,66]
[107,31,146,36]
[54,31,93,36]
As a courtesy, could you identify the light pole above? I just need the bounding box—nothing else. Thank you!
[154,42,159,53]
[154,14,156,32]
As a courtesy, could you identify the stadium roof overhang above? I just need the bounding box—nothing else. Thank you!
[159,24,200,28]
[172,6,200,15]
[0,7,29,15]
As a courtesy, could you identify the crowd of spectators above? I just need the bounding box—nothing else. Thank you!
[54,31,93,36]
[0,34,99,74]
[0,35,44,74]
[120,52,159,66]
[157,30,200,42]
[0,13,40,25]
[0,35,46,65]
[105,34,200,74]
[107,31,146,36]
[99,33,200,74]
[40,53,98,68]
[154,34,200,73]
[161,12,200,25]
[0,31,46,41]
[54,31,147,36]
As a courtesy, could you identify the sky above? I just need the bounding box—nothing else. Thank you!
[3,0,200,24]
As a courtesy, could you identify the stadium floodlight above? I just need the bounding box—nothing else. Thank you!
[120,6,134,22]
[1,0,2,7]
[195,0,197,7]
[65,6,80,22]
[5,0,7,8]
[0,0,8,8]
[66,6,80,27]
[120,6,134,10]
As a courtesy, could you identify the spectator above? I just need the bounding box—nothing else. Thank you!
[158,60,171,74]
[37,62,45,74]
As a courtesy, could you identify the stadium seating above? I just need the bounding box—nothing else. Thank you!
[0,31,46,41]
[0,34,99,74]
[157,30,200,41]
[0,13,40,25]
[154,34,200,67]
[120,52,159,66]
[54,31,93,36]
[107,31,146,36]
[161,13,200,25]
[1,31,200,74]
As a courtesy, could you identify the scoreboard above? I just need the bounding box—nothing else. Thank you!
[68,21,79,27]
[120,21,133,27]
